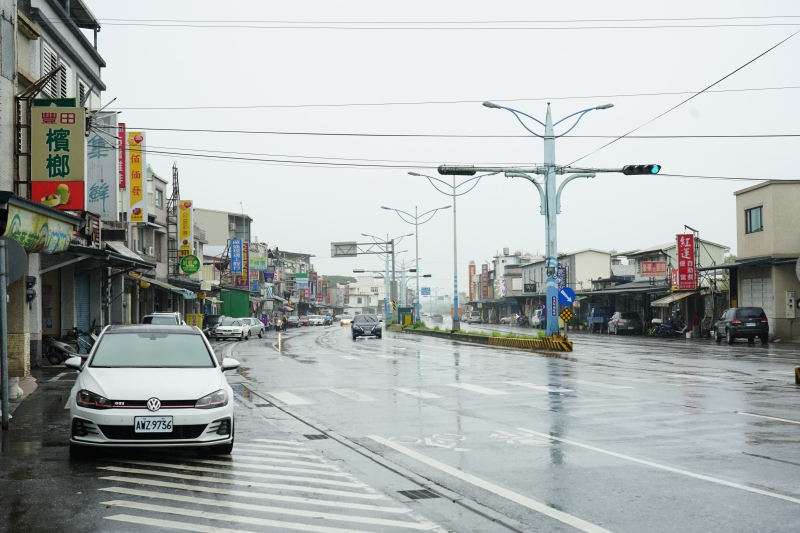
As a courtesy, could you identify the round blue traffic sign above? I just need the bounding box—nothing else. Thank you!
[557,287,576,306]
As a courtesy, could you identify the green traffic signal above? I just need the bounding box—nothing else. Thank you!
[622,164,661,175]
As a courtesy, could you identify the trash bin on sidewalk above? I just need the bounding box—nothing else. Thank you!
[692,326,701,338]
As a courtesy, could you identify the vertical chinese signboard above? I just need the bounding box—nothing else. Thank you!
[677,234,696,290]
[344,284,350,305]
[481,264,489,299]
[235,242,250,289]
[468,263,476,302]
[86,111,119,221]
[118,123,126,188]
[31,107,86,210]
[127,131,147,223]
[230,239,243,274]
[178,200,193,257]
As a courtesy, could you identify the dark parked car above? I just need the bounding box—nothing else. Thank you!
[203,314,226,337]
[352,314,382,340]
[286,316,301,328]
[714,307,769,344]
[607,312,643,335]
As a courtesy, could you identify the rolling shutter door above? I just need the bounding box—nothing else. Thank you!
[741,277,773,334]
[75,273,90,332]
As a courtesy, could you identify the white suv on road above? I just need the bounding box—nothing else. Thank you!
[308,315,325,326]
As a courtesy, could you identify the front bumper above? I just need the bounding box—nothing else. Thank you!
[70,402,234,448]
[353,328,382,337]
[215,330,244,338]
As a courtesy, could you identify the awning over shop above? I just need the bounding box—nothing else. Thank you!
[0,191,82,254]
[698,256,799,271]
[129,273,196,299]
[650,291,699,307]
[69,244,155,272]
[579,280,671,296]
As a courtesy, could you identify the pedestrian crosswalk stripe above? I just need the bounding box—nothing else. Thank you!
[230,454,339,469]
[266,391,312,405]
[329,389,378,402]
[232,442,308,452]
[100,491,436,530]
[100,480,407,513]
[251,438,305,446]
[233,444,323,459]
[394,388,442,399]
[97,467,384,499]
[106,460,366,488]
[505,381,573,393]
[170,457,352,477]
[340,355,359,360]
[105,512,381,533]
[446,383,508,395]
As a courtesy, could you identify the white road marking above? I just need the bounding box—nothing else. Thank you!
[232,442,306,452]
[394,388,442,399]
[568,379,633,390]
[266,391,311,405]
[97,467,381,499]
[369,435,612,533]
[446,383,508,396]
[101,491,435,530]
[516,428,800,506]
[339,356,359,360]
[614,377,685,387]
[251,438,305,446]
[64,399,70,409]
[738,412,800,425]
[329,389,378,402]
[233,445,323,459]
[505,381,573,393]
[48,372,68,382]
[108,460,366,488]
[362,352,397,359]
[230,454,338,469]
[100,479,405,512]
[168,457,351,477]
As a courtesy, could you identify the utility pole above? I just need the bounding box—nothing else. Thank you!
[0,240,8,430]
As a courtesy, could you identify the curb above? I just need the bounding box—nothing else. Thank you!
[398,328,573,352]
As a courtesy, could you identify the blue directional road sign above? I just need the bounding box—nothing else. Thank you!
[557,287,576,306]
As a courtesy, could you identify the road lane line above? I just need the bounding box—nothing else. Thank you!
[229,455,338,469]
[516,428,800,506]
[505,381,573,393]
[446,383,508,396]
[266,391,311,405]
[104,512,379,533]
[162,457,351,477]
[368,435,612,533]
[107,460,366,487]
[329,389,378,402]
[97,467,381,499]
[64,399,70,409]
[339,356,359,360]
[614,377,685,387]
[394,388,442,399]
[48,372,68,382]
[738,412,800,425]
[566,379,634,390]
[100,491,435,530]
[99,480,406,512]
[250,438,305,446]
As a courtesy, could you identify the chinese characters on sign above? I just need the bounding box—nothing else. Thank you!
[31,106,86,210]
[230,239,243,274]
[481,263,489,299]
[235,242,250,289]
[178,200,193,257]
[118,123,126,188]
[468,263,476,301]
[641,261,668,277]
[676,234,696,290]
[86,111,119,221]
[127,132,147,223]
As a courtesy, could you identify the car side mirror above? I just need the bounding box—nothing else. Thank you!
[221,357,240,371]
[65,356,83,371]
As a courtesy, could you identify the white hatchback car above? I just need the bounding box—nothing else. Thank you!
[67,324,239,456]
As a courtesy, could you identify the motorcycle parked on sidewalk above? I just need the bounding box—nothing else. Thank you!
[45,337,79,365]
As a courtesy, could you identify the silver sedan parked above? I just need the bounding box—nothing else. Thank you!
[239,317,265,339]
[607,312,643,335]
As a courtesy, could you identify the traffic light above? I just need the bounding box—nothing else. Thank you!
[622,164,661,175]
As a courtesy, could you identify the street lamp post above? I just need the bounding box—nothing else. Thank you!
[381,205,450,322]
[362,233,412,321]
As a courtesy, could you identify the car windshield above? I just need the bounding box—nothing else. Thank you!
[288,316,299,321]
[142,316,177,325]
[354,315,379,323]
[90,332,215,368]
[738,308,766,319]
[221,318,241,326]
[621,312,640,320]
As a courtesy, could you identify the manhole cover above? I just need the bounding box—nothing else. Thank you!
[398,489,440,500]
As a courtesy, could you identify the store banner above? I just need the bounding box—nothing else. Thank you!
[670,269,679,290]
[251,256,267,271]
[2,204,72,253]
[469,263,476,301]
[264,265,275,282]
[178,199,193,257]
[86,111,119,221]
[677,234,696,291]
[344,284,350,304]
[235,242,250,289]
[481,264,489,299]
[295,273,309,289]
[118,123,126,188]
[230,239,243,273]
[127,131,147,223]
[641,261,667,277]
[31,106,86,211]
[186,314,203,328]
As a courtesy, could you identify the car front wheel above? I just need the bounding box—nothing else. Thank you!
[715,329,722,343]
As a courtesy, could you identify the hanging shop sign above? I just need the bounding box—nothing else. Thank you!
[2,204,72,254]
[676,234,696,291]
[295,272,309,289]
[127,131,147,223]
[31,106,86,211]
[118,123,126,188]
[186,314,203,328]
[86,111,119,221]
[178,199,193,257]
[251,255,267,270]
[230,239,243,274]
[197,291,207,299]
[235,242,250,289]
[641,261,668,277]
[264,265,275,282]
[180,254,200,275]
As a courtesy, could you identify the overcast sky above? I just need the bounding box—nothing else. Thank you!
[90,1,800,291]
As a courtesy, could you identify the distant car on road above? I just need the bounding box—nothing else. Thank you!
[142,312,185,325]
[431,314,443,324]
[286,316,301,328]
[466,311,482,324]
[607,312,643,335]
[499,315,515,324]
[299,316,310,326]
[214,318,250,340]
[589,306,615,332]
[714,307,769,344]
[308,315,325,326]
[239,317,265,338]
[203,314,226,338]
[352,314,382,340]
[340,315,353,325]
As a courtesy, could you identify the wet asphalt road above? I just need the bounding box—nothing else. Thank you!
[2,323,799,533]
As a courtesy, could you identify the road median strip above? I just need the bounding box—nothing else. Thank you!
[398,327,573,352]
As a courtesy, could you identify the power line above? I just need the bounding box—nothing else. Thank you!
[567,28,800,165]
[109,85,800,110]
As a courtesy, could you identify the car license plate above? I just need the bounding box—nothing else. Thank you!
[134,416,173,433]
[746,322,756,327]
[628,327,635,329]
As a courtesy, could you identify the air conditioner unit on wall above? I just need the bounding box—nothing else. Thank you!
[147,246,154,256]
[229,223,236,231]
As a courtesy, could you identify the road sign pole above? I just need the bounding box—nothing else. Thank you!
[1,240,9,430]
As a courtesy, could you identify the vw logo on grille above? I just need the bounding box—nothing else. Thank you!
[146,397,161,412]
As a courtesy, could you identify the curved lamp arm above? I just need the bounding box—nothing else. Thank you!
[556,173,596,214]
[505,172,546,215]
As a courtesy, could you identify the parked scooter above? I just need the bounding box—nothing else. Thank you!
[45,337,79,365]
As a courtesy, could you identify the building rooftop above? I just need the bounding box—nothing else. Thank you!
[733,179,800,196]
[194,207,253,222]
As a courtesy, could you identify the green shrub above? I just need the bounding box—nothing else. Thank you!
[433,325,441,331]
[490,330,503,337]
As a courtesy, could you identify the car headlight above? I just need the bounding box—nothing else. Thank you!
[195,389,229,409]
[76,389,112,409]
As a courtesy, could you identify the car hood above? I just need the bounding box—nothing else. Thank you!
[80,367,224,400]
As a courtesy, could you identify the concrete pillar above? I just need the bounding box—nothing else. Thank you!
[6,267,31,378]
[61,263,76,333]
[110,275,124,324]
[131,284,140,323]
[29,254,42,368]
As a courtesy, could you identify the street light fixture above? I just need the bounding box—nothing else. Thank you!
[360,233,412,320]
[381,204,450,321]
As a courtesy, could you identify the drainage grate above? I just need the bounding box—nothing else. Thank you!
[253,403,274,407]
[304,434,329,440]
[398,489,440,500]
